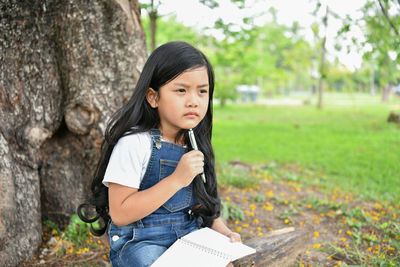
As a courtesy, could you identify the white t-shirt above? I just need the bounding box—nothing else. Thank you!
[103,131,152,189]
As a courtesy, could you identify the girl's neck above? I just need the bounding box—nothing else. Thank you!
[158,127,185,146]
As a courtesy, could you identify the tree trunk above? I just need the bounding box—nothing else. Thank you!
[149,10,158,51]
[233,227,311,267]
[370,68,376,95]
[317,6,328,110]
[0,0,147,265]
[381,84,391,102]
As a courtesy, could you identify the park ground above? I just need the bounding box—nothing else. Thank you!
[22,162,400,266]
[22,97,400,266]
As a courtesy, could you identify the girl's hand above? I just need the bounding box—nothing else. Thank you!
[226,232,242,266]
[171,150,204,188]
[227,232,241,243]
[226,233,241,267]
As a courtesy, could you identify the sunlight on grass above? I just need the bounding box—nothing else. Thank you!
[212,102,400,203]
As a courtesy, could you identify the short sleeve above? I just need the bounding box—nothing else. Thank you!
[103,132,151,189]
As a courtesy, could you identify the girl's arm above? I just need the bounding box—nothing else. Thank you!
[211,217,241,243]
[109,150,204,226]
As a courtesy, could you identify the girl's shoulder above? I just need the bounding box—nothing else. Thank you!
[117,130,152,150]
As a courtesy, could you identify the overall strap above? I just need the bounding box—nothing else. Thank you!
[149,128,162,150]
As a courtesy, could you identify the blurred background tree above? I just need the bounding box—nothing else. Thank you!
[339,0,400,102]
[140,0,399,108]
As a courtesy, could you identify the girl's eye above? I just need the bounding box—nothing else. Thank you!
[176,89,186,93]
[200,89,208,94]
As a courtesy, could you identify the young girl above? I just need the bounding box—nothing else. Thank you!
[78,41,240,266]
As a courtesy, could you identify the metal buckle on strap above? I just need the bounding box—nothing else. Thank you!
[186,209,194,220]
[155,140,162,150]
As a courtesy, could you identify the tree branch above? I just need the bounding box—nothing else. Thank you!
[377,0,400,35]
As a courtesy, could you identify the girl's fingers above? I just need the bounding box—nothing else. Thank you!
[193,160,204,167]
[186,151,204,167]
[227,232,241,243]
[187,150,204,160]
[174,150,205,184]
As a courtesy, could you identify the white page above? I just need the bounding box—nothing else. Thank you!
[151,239,230,267]
[182,228,256,261]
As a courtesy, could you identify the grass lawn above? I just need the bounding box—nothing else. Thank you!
[27,97,400,267]
[212,101,400,203]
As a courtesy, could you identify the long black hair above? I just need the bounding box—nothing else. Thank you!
[78,41,220,235]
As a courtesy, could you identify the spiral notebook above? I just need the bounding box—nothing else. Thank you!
[151,227,256,267]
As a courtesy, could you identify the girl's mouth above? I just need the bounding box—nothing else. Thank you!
[184,112,199,118]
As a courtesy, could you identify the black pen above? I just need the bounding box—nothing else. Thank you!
[188,129,206,183]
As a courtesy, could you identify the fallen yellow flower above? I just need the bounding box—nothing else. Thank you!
[313,243,321,249]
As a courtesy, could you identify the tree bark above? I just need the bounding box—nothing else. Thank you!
[233,228,311,267]
[149,7,158,52]
[0,0,147,265]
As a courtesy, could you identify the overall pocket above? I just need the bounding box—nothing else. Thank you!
[159,159,192,212]
[108,222,136,253]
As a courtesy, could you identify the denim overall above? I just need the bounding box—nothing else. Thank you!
[108,129,200,267]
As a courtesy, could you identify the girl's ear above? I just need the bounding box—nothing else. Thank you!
[146,88,159,108]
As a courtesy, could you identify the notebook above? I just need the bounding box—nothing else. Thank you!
[151,227,256,267]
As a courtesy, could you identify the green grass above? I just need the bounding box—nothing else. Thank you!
[212,102,400,202]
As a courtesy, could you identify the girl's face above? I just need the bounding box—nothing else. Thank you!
[146,67,210,138]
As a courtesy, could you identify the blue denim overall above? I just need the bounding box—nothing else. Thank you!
[108,129,200,267]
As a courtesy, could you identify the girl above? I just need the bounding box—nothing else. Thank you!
[78,41,240,266]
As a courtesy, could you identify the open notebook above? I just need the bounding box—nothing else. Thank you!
[151,227,256,267]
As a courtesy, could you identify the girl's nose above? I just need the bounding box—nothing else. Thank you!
[186,92,199,107]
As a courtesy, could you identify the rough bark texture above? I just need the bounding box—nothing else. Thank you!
[233,228,311,267]
[0,0,147,265]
